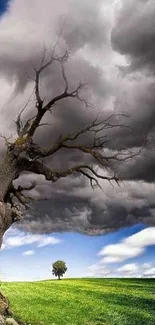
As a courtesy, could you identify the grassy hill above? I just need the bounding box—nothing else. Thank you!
[1,278,155,325]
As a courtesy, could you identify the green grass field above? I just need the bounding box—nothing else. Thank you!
[1,278,155,325]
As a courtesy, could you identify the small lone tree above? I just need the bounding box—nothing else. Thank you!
[52,260,67,280]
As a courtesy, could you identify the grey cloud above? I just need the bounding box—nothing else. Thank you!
[1,0,155,235]
[61,0,109,51]
[0,0,109,93]
[111,0,155,71]
[15,173,155,234]
[109,0,155,183]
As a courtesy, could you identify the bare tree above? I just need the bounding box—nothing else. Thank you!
[0,46,135,248]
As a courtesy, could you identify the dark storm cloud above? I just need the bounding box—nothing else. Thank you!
[111,0,155,71]
[0,0,108,93]
[1,0,155,234]
[60,0,109,51]
[109,0,155,184]
[0,0,112,144]
[16,175,155,234]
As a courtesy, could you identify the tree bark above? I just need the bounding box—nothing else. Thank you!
[0,150,19,248]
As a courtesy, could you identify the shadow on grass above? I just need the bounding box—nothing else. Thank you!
[83,278,155,290]
[93,292,155,325]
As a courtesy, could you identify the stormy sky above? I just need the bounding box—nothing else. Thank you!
[0,0,155,235]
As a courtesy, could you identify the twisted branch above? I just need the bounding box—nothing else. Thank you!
[26,160,119,190]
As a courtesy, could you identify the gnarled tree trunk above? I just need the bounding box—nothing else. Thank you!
[0,149,20,247]
[0,151,20,321]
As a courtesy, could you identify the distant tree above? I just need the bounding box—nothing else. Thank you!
[52,260,67,280]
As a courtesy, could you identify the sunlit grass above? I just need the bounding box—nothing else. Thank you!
[1,278,155,325]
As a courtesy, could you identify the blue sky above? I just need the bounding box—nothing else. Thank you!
[1,224,155,281]
[0,0,9,15]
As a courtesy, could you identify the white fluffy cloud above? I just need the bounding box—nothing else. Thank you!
[116,262,155,278]
[22,250,35,256]
[125,228,155,247]
[99,244,143,263]
[87,227,155,278]
[87,261,155,278]
[87,264,111,277]
[143,267,155,277]
[117,263,138,274]
[99,227,155,263]
[2,228,61,250]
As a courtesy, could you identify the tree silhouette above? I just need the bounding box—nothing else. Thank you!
[0,44,137,248]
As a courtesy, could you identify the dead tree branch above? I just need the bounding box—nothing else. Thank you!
[26,160,119,190]
[1,45,145,231]
[6,182,36,210]
[26,114,132,167]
